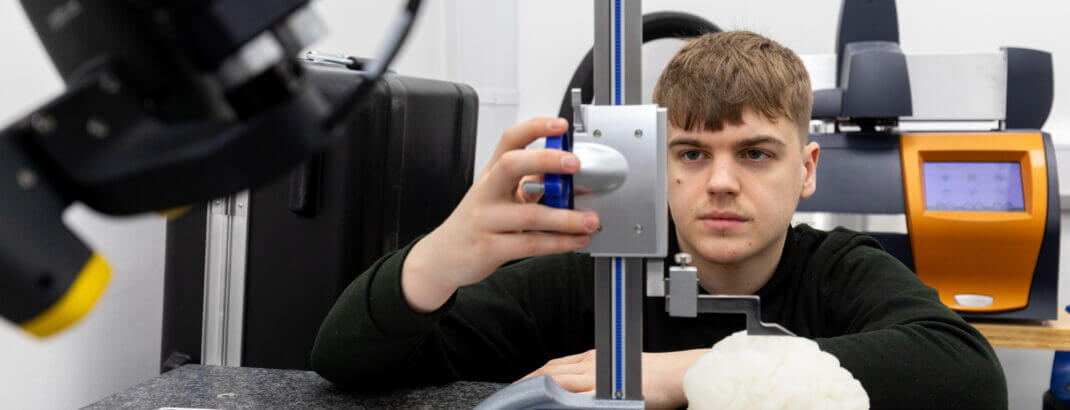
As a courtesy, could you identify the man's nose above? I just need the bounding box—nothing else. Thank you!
[705,156,741,196]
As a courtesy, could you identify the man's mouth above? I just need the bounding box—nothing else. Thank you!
[698,211,749,231]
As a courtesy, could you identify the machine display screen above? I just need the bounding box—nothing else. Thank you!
[923,162,1025,212]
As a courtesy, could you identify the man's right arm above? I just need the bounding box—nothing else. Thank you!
[310,116,599,390]
[310,237,458,390]
[310,235,595,390]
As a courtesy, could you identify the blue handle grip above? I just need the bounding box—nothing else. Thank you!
[543,132,572,209]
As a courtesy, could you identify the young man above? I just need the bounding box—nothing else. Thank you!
[311,31,1006,409]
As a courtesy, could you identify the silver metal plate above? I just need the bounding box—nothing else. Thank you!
[575,104,667,257]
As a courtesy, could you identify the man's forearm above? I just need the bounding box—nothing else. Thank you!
[817,325,1006,409]
[401,237,459,313]
[648,348,709,409]
[312,241,459,390]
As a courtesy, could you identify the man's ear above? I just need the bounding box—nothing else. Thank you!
[800,141,820,199]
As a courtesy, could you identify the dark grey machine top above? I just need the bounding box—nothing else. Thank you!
[86,365,506,409]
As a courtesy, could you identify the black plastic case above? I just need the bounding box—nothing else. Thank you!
[161,62,478,370]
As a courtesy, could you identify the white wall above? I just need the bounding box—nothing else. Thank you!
[1,0,1068,409]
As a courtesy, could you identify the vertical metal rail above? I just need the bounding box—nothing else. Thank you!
[593,0,641,107]
[201,190,250,367]
[593,0,644,401]
[595,256,645,400]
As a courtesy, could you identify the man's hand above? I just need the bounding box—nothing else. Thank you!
[517,349,709,410]
[401,117,600,313]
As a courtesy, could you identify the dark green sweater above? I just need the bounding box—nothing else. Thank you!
[311,225,1007,409]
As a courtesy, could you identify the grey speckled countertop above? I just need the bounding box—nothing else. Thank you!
[85,364,507,409]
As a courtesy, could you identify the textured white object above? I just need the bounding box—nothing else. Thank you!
[683,331,869,410]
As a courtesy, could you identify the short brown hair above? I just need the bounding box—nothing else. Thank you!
[653,31,812,140]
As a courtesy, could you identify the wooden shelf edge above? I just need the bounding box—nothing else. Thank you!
[968,309,1070,351]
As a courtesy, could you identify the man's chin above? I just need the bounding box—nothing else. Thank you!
[691,238,754,265]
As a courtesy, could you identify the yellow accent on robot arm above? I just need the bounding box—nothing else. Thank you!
[20,254,111,338]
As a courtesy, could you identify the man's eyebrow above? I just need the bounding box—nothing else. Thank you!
[668,137,707,149]
[735,135,787,149]
[668,135,788,149]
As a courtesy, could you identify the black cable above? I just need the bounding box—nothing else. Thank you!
[556,11,721,122]
[323,0,423,133]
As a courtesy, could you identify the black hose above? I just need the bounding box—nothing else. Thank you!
[555,11,721,122]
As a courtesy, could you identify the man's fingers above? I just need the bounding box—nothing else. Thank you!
[548,362,589,376]
[485,149,580,198]
[516,350,597,391]
[517,370,593,392]
[491,231,590,262]
[545,350,594,366]
[549,374,596,394]
[486,117,569,168]
[486,204,597,234]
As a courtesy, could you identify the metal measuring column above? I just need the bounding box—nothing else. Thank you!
[583,0,666,403]
[475,1,666,408]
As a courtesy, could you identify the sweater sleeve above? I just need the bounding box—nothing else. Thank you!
[309,238,593,391]
[814,241,1007,410]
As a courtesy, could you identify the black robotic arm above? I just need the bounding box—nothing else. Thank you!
[0,0,421,337]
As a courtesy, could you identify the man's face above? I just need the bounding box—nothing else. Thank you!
[667,109,819,265]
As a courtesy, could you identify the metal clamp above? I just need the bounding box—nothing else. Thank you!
[665,253,794,336]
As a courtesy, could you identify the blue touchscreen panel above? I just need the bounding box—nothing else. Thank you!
[923,162,1025,212]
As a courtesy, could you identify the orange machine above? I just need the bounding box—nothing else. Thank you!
[901,132,1056,316]
[798,0,1058,321]
[800,131,1060,320]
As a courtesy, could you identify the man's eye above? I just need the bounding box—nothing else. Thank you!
[681,150,704,162]
[743,149,770,161]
